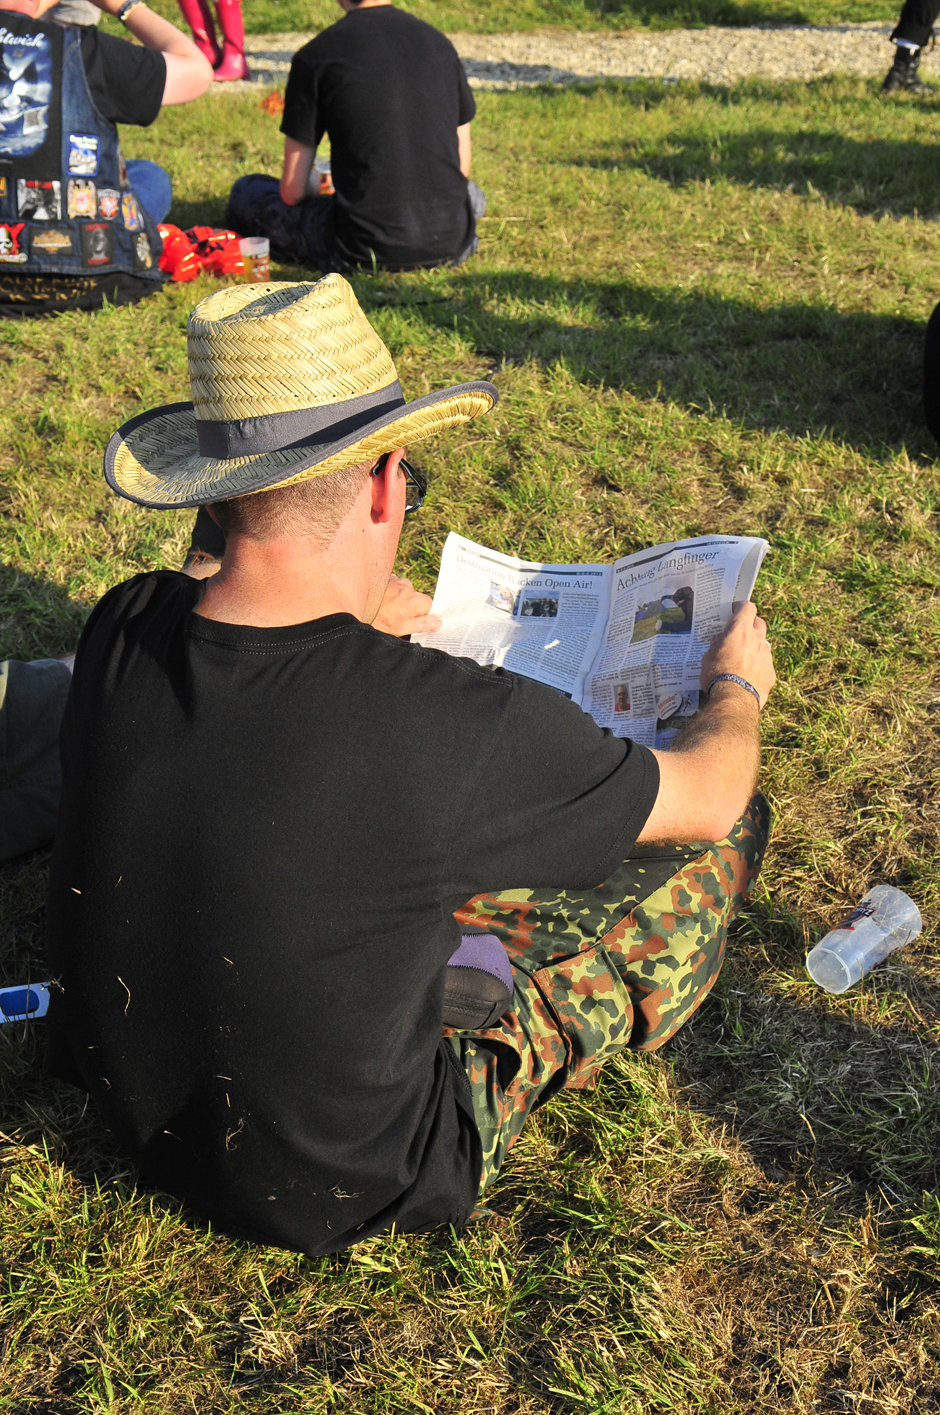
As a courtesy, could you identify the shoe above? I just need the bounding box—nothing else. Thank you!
[213,0,250,81]
[175,0,222,68]
[882,44,936,93]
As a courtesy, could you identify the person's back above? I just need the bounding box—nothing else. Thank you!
[47,571,508,1251]
[226,0,480,274]
[284,6,474,268]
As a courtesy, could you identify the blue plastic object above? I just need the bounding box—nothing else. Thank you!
[0,983,50,1022]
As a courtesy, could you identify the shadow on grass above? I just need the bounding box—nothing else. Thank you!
[586,0,835,20]
[0,565,87,662]
[574,128,940,219]
[672,964,940,1206]
[366,270,933,455]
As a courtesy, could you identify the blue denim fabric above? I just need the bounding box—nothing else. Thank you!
[0,18,164,281]
[454,181,486,266]
[226,175,339,271]
[125,160,172,226]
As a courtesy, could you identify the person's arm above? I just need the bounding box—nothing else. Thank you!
[281,136,316,207]
[91,0,213,106]
[457,122,471,179]
[636,601,775,845]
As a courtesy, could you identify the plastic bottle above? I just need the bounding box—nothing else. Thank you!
[805,885,922,994]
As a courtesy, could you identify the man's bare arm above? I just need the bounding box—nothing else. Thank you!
[457,123,471,178]
[636,601,775,844]
[281,137,315,207]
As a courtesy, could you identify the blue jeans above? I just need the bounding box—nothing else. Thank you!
[456,181,486,265]
[227,174,338,270]
[126,160,172,226]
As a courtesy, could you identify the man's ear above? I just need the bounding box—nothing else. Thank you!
[206,504,221,526]
[370,448,406,524]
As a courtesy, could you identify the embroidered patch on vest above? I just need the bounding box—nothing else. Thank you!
[118,154,128,188]
[30,223,73,256]
[66,178,95,219]
[67,133,98,176]
[121,192,141,231]
[98,188,120,220]
[81,221,112,267]
[0,178,6,199]
[17,178,60,220]
[132,230,153,270]
[0,222,27,262]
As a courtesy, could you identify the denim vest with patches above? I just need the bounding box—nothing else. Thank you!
[0,15,163,280]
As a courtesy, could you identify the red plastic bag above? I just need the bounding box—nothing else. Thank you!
[157,223,245,282]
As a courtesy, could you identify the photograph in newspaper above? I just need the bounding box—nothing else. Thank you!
[630,580,695,644]
[485,582,517,614]
[581,535,768,743]
[520,594,559,619]
[654,690,698,749]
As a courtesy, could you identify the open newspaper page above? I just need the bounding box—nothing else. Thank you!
[580,535,769,747]
[412,533,612,700]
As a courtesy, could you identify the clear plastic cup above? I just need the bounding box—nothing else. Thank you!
[239,236,270,283]
[307,158,334,197]
[805,885,922,994]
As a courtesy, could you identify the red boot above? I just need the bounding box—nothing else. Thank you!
[213,0,250,81]
[175,0,222,68]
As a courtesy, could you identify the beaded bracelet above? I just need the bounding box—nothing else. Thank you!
[116,0,145,22]
[706,672,761,708]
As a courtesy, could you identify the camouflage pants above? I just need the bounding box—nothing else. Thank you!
[446,794,770,1190]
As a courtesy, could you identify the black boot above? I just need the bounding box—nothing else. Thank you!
[882,44,936,94]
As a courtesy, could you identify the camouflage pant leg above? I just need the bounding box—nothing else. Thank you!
[446,794,770,1189]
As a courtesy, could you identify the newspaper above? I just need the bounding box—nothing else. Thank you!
[413,532,769,747]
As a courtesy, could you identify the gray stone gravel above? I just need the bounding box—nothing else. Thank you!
[234,23,923,93]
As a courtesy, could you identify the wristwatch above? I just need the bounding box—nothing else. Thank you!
[116,0,145,22]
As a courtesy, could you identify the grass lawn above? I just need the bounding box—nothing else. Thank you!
[107,0,910,37]
[3,66,940,1415]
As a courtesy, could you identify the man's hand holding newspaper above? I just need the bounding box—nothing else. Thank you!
[412,532,770,748]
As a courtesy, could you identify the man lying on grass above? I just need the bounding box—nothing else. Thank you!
[46,276,775,1255]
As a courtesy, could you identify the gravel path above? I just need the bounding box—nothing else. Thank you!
[238,22,921,92]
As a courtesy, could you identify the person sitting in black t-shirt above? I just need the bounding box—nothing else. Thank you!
[0,0,211,315]
[226,0,483,273]
[47,276,775,1255]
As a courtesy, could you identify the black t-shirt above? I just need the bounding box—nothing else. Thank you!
[79,29,166,127]
[0,28,165,316]
[46,574,658,1255]
[282,6,476,270]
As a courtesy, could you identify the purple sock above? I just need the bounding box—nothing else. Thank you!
[446,932,513,994]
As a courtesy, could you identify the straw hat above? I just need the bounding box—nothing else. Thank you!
[104,275,498,508]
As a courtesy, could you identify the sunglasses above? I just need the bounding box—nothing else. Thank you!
[371,453,427,514]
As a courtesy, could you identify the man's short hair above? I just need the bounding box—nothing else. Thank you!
[211,459,374,546]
